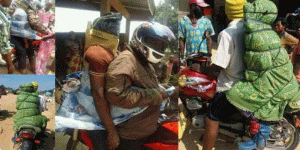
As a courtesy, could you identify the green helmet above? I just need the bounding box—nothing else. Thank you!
[20,82,38,93]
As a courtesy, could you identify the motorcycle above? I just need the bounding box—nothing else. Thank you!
[178,52,300,149]
[65,121,178,150]
[12,125,46,150]
[56,73,179,150]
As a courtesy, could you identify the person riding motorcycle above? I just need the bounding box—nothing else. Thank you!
[13,82,48,133]
[201,0,248,149]
[83,12,122,150]
[14,0,50,34]
[105,22,175,149]
[203,0,300,150]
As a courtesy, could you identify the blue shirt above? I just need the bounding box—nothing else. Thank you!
[10,8,41,40]
[178,16,215,54]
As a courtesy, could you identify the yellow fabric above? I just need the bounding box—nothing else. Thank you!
[225,0,245,20]
[84,23,119,68]
[85,29,118,56]
[31,82,38,92]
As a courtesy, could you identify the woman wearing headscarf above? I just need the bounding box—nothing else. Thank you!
[35,2,55,74]
[83,13,122,150]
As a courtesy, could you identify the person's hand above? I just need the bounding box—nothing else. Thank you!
[169,87,179,101]
[24,42,29,49]
[206,56,211,65]
[159,87,169,101]
[107,131,120,150]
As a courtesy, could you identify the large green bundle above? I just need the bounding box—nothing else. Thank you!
[227,0,300,121]
[13,83,48,132]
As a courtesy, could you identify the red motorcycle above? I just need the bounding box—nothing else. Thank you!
[178,52,300,149]
[66,121,178,150]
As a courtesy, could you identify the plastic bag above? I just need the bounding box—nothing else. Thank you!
[179,68,217,100]
[56,69,172,131]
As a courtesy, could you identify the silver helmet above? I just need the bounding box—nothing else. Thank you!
[130,22,175,63]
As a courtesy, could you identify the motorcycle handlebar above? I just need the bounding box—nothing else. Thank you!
[186,52,212,59]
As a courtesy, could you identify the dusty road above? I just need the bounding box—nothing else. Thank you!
[0,93,55,149]
[0,65,34,74]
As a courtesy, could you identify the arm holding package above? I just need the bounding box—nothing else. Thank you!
[106,54,165,109]
[26,8,49,35]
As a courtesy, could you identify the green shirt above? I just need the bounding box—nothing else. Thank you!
[0,6,13,54]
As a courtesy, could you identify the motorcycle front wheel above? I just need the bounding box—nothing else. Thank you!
[285,128,300,150]
[268,118,300,150]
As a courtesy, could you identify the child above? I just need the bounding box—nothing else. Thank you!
[0,0,14,74]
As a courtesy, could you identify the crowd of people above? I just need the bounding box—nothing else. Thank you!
[54,11,179,149]
[178,0,300,150]
[0,0,55,74]
[63,31,179,86]
[2,0,299,149]
[273,11,300,83]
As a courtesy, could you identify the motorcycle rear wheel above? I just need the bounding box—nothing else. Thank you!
[21,140,33,150]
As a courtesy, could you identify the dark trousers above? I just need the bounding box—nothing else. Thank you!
[88,130,149,150]
[116,137,148,150]
[87,130,109,150]
[10,36,34,70]
[207,92,244,124]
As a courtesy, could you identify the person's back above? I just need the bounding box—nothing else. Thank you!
[15,0,49,35]
[202,0,247,149]
[106,49,161,140]
[214,19,245,92]
[10,7,41,40]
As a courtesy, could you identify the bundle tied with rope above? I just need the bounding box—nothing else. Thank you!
[226,0,300,121]
[13,82,48,132]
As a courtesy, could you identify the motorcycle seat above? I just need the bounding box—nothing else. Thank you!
[18,125,41,133]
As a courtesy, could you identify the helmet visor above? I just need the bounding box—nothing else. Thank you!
[139,35,169,55]
[146,46,165,63]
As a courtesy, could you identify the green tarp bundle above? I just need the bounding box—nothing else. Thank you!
[227,0,300,121]
[13,83,48,132]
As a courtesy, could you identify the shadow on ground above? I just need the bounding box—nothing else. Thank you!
[43,128,55,150]
[0,110,16,121]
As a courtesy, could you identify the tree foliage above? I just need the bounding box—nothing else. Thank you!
[153,0,179,54]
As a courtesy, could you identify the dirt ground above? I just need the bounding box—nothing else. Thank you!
[0,93,55,150]
[178,101,300,150]
[0,64,34,74]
